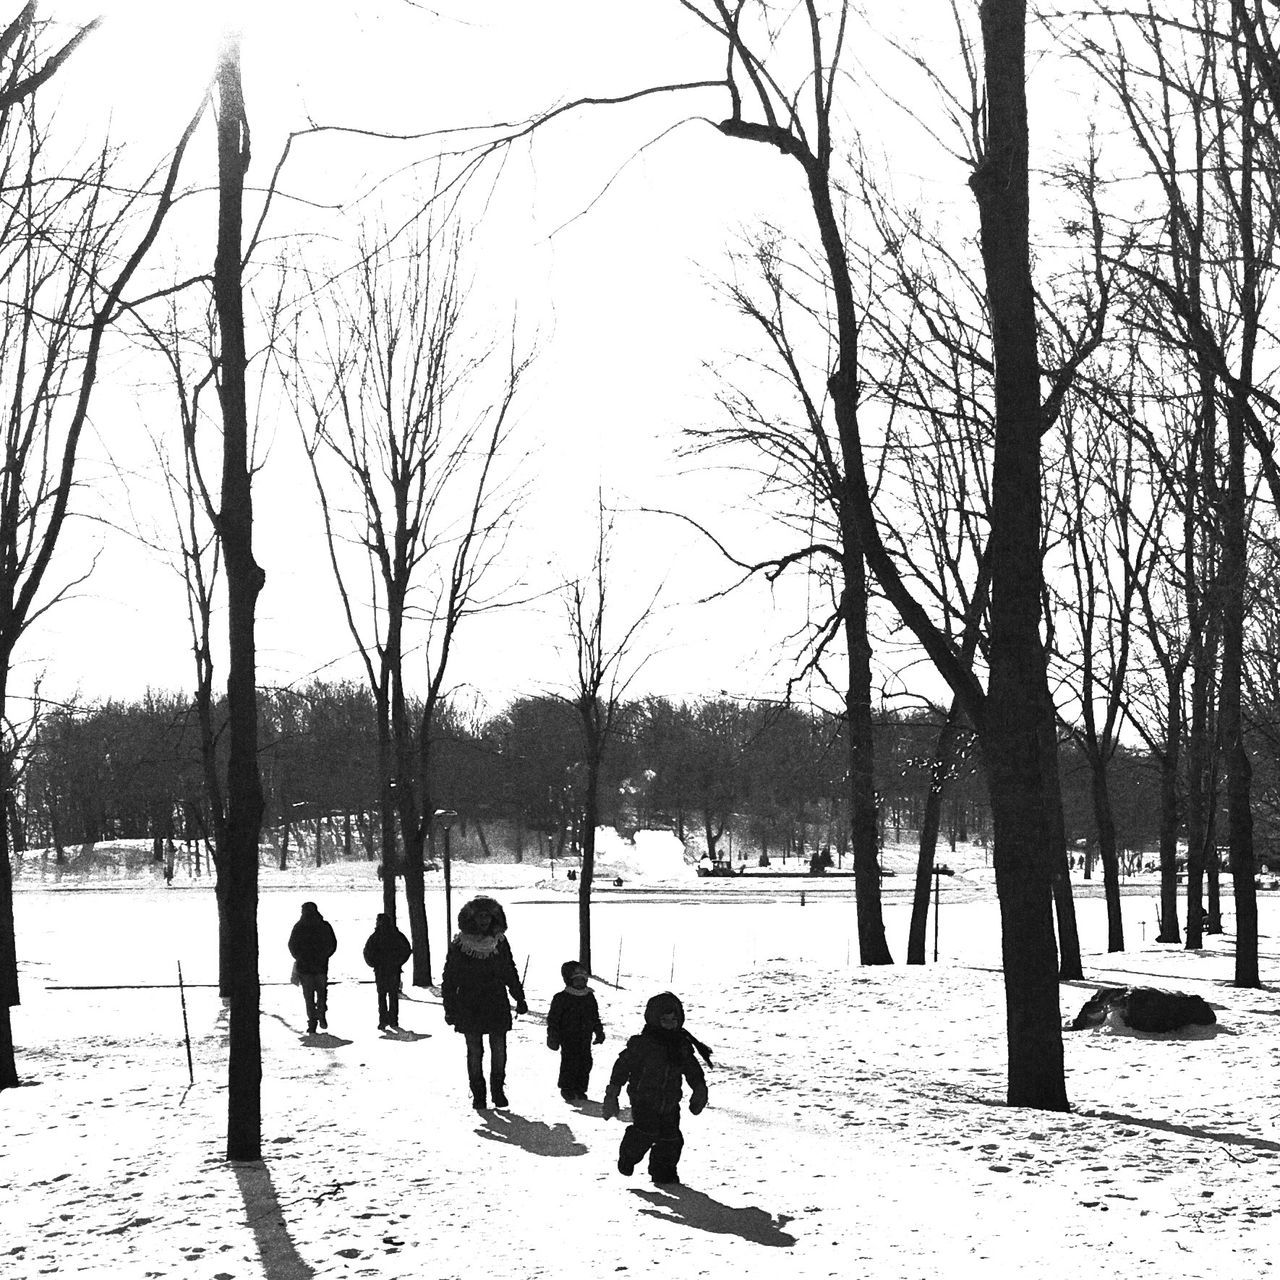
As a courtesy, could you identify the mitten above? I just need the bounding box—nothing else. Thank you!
[601,1094,620,1121]
[547,1036,560,1051]
[514,999,528,1016]
[688,1087,708,1116]
[593,1029,605,1045]
[443,1013,453,1026]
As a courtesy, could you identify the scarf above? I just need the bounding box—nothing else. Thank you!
[563,984,593,997]
[454,930,504,958]
[642,1024,714,1068]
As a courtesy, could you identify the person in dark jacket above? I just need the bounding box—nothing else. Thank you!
[288,901,338,1034]
[546,960,605,1102]
[441,897,527,1110]
[601,991,711,1185]
[362,912,412,1031]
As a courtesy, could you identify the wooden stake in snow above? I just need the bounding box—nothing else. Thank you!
[178,962,194,1086]
[669,945,676,983]
[614,938,622,987]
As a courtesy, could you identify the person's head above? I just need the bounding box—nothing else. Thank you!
[375,912,390,929]
[457,896,507,936]
[301,901,319,918]
[644,991,685,1032]
[561,960,588,988]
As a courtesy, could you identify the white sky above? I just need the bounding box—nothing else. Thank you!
[14,1,1067,720]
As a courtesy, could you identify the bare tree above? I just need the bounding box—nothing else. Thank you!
[293,217,526,986]
[559,508,651,974]
[0,10,201,1091]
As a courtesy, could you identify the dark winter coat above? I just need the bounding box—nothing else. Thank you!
[288,904,337,976]
[362,919,411,977]
[604,992,708,1116]
[547,988,604,1047]
[441,899,525,1035]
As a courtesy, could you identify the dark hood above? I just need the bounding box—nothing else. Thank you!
[644,991,685,1028]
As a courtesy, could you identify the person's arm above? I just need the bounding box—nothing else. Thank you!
[500,938,527,1012]
[590,994,605,1042]
[546,993,563,1048]
[441,947,457,1023]
[683,1048,708,1114]
[324,923,337,958]
[601,1044,632,1119]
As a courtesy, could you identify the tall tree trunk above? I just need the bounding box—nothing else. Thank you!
[844,556,892,964]
[970,0,1067,1110]
[908,700,960,964]
[1157,690,1183,942]
[215,38,264,1163]
[1090,761,1124,951]
[1185,639,1215,948]
[0,664,19,1088]
[579,756,599,972]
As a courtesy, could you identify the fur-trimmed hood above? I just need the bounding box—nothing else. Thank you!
[457,896,508,936]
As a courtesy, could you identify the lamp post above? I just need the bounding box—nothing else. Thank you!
[435,809,458,941]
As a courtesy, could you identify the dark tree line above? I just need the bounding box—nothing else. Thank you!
[9,681,1211,872]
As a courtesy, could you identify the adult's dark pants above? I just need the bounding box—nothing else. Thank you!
[463,1031,507,1104]
[375,971,401,1027]
[299,973,328,1030]
[557,1037,594,1095]
[618,1102,684,1180]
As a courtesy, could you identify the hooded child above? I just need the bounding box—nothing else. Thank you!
[601,991,712,1185]
[546,960,606,1101]
[441,896,527,1110]
[362,912,412,1030]
[288,901,338,1035]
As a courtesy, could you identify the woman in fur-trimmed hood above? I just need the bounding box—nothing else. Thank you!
[441,896,527,1110]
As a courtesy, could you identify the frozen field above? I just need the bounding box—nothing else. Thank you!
[2,863,1278,1280]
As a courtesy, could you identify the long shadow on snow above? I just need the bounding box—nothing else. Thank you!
[630,1186,797,1247]
[232,1160,318,1279]
[1078,1108,1280,1154]
[475,1111,588,1157]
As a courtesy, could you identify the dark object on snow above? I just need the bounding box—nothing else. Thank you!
[1069,985,1216,1033]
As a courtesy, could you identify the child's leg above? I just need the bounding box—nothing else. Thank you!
[647,1112,685,1183]
[618,1101,661,1175]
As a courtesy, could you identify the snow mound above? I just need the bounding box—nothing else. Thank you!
[591,828,696,883]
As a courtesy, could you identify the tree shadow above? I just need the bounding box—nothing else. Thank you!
[475,1111,588,1157]
[232,1160,317,1280]
[630,1186,797,1247]
[1078,1108,1280,1154]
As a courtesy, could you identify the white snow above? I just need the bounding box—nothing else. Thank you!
[3,848,1278,1279]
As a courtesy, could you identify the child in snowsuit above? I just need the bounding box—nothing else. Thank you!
[601,991,711,1185]
[441,896,527,1110]
[546,960,605,1102]
[288,901,338,1035]
[362,913,412,1031]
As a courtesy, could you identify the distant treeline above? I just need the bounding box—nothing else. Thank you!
[2,681,1206,867]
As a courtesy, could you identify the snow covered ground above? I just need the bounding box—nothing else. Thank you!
[3,843,1278,1279]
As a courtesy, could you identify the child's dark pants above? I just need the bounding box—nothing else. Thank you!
[557,1037,594,1095]
[618,1102,684,1180]
[375,971,401,1027]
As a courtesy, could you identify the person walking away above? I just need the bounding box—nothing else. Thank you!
[288,901,338,1035]
[441,896,527,1110]
[546,960,605,1101]
[601,991,711,1186]
[363,912,412,1030]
